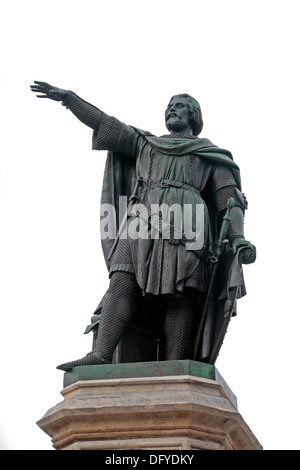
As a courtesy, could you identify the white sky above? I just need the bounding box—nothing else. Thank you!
[0,0,299,450]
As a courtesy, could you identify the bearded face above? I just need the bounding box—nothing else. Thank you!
[165,97,192,134]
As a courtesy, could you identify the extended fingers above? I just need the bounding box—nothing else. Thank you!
[34,80,51,87]
[31,82,53,99]
[30,87,44,94]
[31,85,47,93]
[31,81,52,94]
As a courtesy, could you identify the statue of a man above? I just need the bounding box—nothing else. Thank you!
[31,81,255,371]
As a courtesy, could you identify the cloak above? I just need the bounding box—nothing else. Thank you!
[87,129,250,364]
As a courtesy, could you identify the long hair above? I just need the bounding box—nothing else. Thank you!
[166,94,203,136]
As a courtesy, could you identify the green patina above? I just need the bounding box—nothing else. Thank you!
[63,359,215,387]
[63,360,237,408]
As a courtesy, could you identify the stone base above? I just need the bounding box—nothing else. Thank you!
[37,360,262,450]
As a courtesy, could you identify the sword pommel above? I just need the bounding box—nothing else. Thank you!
[227,197,235,210]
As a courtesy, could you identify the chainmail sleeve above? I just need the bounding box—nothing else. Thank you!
[211,164,247,213]
[93,116,139,156]
[92,112,123,151]
[62,92,125,152]
[62,92,103,130]
[214,185,246,213]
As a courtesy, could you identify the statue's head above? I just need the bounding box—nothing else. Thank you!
[165,94,203,136]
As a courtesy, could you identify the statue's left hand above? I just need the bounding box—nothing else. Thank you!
[231,238,256,264]
[30,81,69,102]
[231,237,254,254]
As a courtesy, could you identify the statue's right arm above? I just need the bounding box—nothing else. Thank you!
[30,81,138,156]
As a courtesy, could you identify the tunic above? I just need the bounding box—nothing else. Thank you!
[94,122,240,296]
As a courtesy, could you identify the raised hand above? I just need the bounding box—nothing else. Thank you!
[30,81,69,102]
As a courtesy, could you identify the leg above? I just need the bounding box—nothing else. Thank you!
[94,271,141,360]
[57,271,140,371]
[163,292,194,360]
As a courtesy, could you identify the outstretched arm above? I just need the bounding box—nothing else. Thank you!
[30,81,138,156]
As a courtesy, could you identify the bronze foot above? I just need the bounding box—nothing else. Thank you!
[56,351,111,371]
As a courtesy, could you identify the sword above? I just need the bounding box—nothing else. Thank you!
[192,197,235,360]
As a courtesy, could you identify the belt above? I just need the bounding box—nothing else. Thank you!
[138,178,201,195]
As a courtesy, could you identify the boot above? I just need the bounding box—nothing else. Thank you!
[56,350,111,371]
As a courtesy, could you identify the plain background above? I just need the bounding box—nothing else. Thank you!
[0,0,299,450]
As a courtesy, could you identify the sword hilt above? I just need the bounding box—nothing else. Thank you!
[223,197,235,219]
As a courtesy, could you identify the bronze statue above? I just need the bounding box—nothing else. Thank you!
[30,81,256,371]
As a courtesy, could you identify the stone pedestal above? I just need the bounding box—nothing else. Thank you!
[37,360,262,450]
